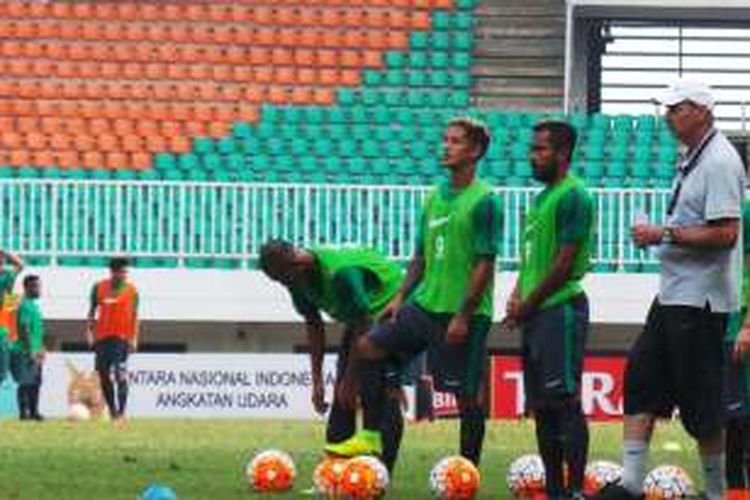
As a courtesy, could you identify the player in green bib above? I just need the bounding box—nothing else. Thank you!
[724,199,750,493]
[326,118,502,465]
[259,241,405,471]
[0,250,24,385]
[504,121,594,499]
[10,274,44,420]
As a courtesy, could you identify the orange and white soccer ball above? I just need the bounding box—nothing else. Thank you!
[643,465,695,499]
[245,449,296,493]
[584,460,624,495]
[312,456,349,496]
[429,455,481,499]
[339,456,389,499]
[67,403,92,422]
[506,454,546,498]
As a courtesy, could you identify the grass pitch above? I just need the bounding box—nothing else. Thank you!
[0,418,699,499]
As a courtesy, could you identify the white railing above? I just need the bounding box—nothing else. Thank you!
[0,180,670,271]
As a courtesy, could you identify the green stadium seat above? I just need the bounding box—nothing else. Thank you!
[408,72,427,87]
[364,70,381,86]
[453,52,471,69]
[451,72,471,88]
[409,52,427,68]
[193,137,215,155]
[454,12,474,29]
[433,12,451,30]
[453,33,473,51]
[410,32,429,50]
[385,71,405,87]
[232,122,253,139]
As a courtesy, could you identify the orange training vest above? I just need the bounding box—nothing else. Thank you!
[0,293,19,342]
[94,279,137,340]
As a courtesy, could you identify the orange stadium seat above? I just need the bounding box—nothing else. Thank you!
[17,117,39,134]
[207,122,229,138]
[105,153,128,170]
[59,22,82,40]
[267,87,290,105]
[146,135,168,154]
[314,88,334,105]
[23,42,45,58]
[297,68,317,85]
[33,151,55,167]
[252,6,274,24]
[56,151,79,169]
[116,3,138,21]
[147,103,170,122]
[74,134,96,153]
[318,69,339,86]
[139,4,159,21]
[97,134,119,153]
[212,65,233,82]
[167,64,190,81]
[136,120,159,137]
[13,100,35,116]
[36,22,58,39]
[184,4,207,22]
[340,50,362,68]
[9,151,30,167]
[82,151,104,169]
[232,66,253,83]
[88,119,111,135]
[159,122,181,138]
[317,49,338,66]
[40,117,64,134]
[0,117,13,132]
[291,87,313,104]
[26,132,48,151]
[122,135,143,153]
[132,153,151,170]
[80,101,102,119]
[170,135,191,154]
[1,132,23,150]
[50,133,71,151]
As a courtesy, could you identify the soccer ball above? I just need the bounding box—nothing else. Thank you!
[140,484,177,500]
[584,460,623,494]
[506,454,545,498]
[67,403,91,422]
[312,456,349,496]
[643,465,695,499]
[429,455,481,499]
[245,449,296,493]
[339,456,389,499]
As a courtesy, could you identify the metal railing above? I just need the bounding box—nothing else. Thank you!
[0,179,670,271]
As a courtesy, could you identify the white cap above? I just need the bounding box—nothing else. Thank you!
[654,79,715,110]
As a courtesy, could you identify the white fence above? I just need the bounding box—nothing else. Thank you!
[0,180,670,270]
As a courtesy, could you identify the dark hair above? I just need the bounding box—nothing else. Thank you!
[258,239,295,281]
[109,257,130,271]
[447,117,491,161]
[533,121,577,162]
[23,274,39,288]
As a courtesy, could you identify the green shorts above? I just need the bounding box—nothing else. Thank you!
[10,350,41,387]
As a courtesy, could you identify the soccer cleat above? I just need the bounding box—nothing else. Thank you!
[590,483,644,500]
[324,430,383,457]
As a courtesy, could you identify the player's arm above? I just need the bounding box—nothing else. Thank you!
[130,291,139,352]
[447,194,502,343]
[734,205,750,360]
[2,250,24,275]
[85,285,97,347]
[634,161,741,249]
[291,290,328,413]
[512,189,592,321]
[381,215,426,321]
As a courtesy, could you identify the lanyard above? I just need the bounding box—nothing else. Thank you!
[666,130,718,216]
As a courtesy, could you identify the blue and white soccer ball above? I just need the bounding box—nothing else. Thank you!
[642,465,695,498]
[140,484,177,500]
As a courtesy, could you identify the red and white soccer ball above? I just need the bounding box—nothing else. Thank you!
[312,456,349,496]
[245,449,296,493]
[584,460,624,494]
[642,465,695,499]
[339,456,389,499]
[429,455,481,499]
[67,402,92,422]
[506,454,546,498]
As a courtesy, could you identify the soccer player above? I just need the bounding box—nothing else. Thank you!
[596,80,745,500]
[259,241,405,472]
[504,121,593,499]
[724,198,750,498]
[0,250,24,384]
[325,117,502,465]
[86,257,139,423]
[10,275,44,421]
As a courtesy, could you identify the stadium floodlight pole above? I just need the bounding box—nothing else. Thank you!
[563,0,574,114]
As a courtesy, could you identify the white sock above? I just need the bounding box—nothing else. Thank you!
[621,439,648,494]
[700,453,725,500]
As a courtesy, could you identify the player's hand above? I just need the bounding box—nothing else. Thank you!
[378,296,402,323]
[128,338,138,353]
[335,376,358,411]
[33,350,45,364]
[631,224,663,248]
[311,378,329,414]
[85,328,94,349]
[733,325,750,361]
[446,313,469,344]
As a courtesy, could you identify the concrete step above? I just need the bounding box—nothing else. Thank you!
[475,41,565,58]
[475,24,565,39]
[474,95,564,111]
[473,64,564,79]
[474,80,564,97]
[475,4,565,17]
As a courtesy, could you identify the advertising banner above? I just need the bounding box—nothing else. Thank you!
[491,355,626,421]
[40,353,338,419]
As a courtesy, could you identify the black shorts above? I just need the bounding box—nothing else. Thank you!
[625,299,726,439]
[94,338,129,375]
[336,325,402,389]
[368,303,490,397]
[522,294,589,410]
[9,351,41,387]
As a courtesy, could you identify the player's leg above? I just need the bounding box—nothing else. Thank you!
[671,306,726,500]
[113,339,130,418]
[327,326,356,444]
[10,351,28,419]
[380,385,404,473]
[28,356,42,420]
[430,313,490,465]
[596,299,667,500]
[325,304,430,457]
[0,336,8,385]
[723,323,748,492]
[94,340,117,418]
